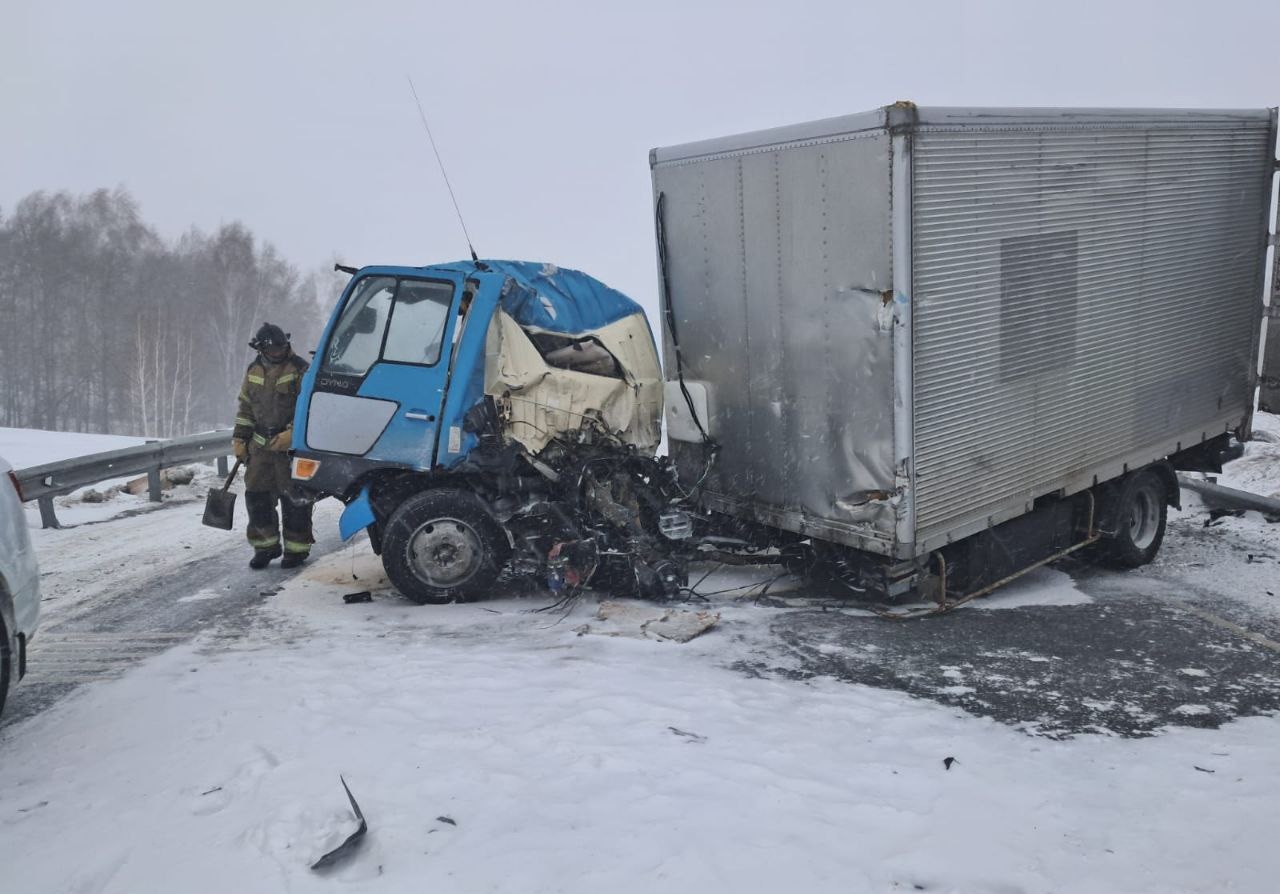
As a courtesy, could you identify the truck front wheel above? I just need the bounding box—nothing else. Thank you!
[381,489,507,604]
[1100,469,1168,569]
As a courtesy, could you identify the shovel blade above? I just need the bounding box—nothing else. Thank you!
[202,488,237,530]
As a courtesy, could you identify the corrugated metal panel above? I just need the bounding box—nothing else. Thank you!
[911,123,1273,542]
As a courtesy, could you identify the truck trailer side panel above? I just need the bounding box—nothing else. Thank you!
[652,106,1276,562]
[909,109,1276,551]
[653,125,899,554]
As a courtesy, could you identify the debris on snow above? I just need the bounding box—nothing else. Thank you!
[310,776,368,872]
[123,466,195,496]
[582,600,720,642]
[668,726,707,743]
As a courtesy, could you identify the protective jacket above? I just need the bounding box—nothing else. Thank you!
[233,351,309,492]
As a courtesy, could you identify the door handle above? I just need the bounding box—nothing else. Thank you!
[404,411,435,422]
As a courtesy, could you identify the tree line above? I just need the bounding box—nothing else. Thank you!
[0,188,344,437]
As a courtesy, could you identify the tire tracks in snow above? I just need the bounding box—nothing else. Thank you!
[1,498,343,731]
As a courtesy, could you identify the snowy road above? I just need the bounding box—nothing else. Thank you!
[1,488,344,729]
[5,471,1280,742]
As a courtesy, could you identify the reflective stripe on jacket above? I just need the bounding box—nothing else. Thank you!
[231,352,309,447]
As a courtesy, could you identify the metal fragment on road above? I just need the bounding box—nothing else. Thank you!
[311,775,368,872]
[668,726,707,743]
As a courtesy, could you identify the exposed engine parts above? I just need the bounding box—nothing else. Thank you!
[361,411,705,605]
[501,436,695,602]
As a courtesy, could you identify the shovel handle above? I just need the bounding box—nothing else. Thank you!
[222,459,243,492]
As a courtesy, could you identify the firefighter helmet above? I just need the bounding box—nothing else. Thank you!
[249,322,290,351]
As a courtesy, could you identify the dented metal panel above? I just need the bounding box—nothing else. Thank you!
[653,125,898,554]
[485,310,663,455]
[910,111,1275,548]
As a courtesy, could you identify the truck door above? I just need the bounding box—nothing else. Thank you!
[304,272,461,468]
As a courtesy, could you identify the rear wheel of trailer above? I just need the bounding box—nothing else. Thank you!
[1096,468,1170,569]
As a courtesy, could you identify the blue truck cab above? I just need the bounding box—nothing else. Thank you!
[290,259,685,603]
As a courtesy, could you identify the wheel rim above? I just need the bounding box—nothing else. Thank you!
[1127,482,1162,551]
[407,517,484,587]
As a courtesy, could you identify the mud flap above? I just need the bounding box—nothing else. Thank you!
[339,485,376,541]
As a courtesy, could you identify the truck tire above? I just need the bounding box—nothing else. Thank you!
[1100,469,1168,569]
[381,488,507,604]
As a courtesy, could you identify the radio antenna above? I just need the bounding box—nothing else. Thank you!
[407,75,479,263]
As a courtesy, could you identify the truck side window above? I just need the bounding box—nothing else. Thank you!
[383,280,454,366]
[323,276,396,376]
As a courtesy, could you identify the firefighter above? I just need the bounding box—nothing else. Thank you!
[231,323,314,569]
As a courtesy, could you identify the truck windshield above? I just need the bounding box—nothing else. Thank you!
[322,276,455,376]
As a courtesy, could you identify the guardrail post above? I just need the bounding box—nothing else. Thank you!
[147,468,163,503]
[216,455,229,477]
[37,496,61,529]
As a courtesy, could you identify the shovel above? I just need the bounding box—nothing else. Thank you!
[202,459,243,530]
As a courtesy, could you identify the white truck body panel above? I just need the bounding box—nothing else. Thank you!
[652,105,1278,559]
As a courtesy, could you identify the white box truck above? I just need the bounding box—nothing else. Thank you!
[652,104,1279,604]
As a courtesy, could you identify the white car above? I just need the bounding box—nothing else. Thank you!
[0,455,40,716]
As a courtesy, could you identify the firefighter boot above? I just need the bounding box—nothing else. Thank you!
[249,546,282,570]
[280,491,314,571]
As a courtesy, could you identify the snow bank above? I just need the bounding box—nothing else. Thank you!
[0,426,147,470]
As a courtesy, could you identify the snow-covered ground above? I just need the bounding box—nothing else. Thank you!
[0,426,147,470]
[5,556,1280,893]
[1218,410,1280,498]
[2,421,1279,892]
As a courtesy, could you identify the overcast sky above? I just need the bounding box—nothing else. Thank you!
[3,0,1278,324]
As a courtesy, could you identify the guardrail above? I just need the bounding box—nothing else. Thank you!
[1177,474,1280,519]
[14,430,233,529]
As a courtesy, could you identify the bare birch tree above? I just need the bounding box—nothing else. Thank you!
[0,188,325,437]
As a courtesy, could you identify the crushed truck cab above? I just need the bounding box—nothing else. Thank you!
[292,260,682,603]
